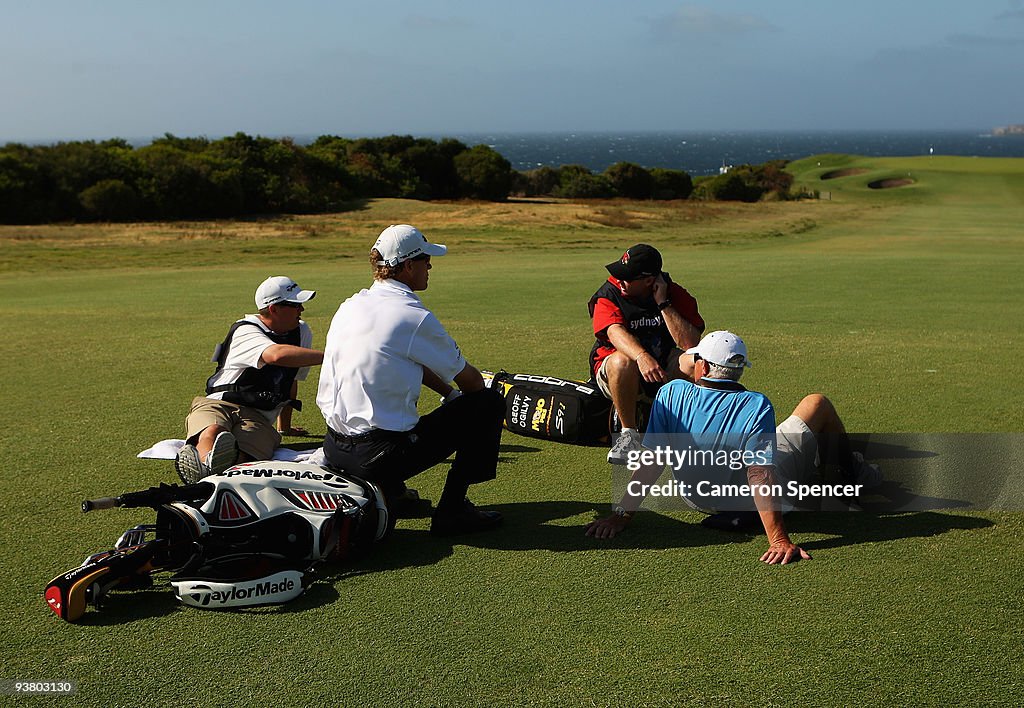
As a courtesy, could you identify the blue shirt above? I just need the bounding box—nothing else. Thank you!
[643,379,776,465]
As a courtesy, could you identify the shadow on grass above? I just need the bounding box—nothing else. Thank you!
[228,199,374,220]
[280,441,322,451]
[856,479,970,512]
[784,510,993,552]
[280,442,545,459]
[321,501,749,578]
[75,586,183,626]
[272,508,998,613]
[848,436,938,460]
[289,499,999,586]
[75,505,997,623]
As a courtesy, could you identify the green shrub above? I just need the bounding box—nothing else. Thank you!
[649,168,694,200]
[553,165,615,199]
[514,166,560,196]
[694,173,762,202]
[604,162,654,199]
[78,179,141,221]
[454,145,513,201]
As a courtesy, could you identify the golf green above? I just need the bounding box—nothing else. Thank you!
[2,155,1021,705]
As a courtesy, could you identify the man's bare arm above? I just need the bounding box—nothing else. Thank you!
[661,305,702,351]
[422,366,454,397]
[607,324,667,384]
[653,276,701,350]
[747,465,812,565]
[453,362,486,393]
[261,344,323,368]
[585,461,664,539]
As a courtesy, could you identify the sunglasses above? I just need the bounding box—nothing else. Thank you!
[275,301,303,309]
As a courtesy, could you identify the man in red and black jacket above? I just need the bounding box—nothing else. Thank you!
[588,244,705,464]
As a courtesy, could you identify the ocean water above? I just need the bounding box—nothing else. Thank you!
[75,129,1024,177]
[434,130,1024,175]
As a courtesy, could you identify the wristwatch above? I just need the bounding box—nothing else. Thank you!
[657,300,672,311]
[613,505,634,519]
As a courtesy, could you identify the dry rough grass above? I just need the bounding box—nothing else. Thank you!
[0,197,860,273]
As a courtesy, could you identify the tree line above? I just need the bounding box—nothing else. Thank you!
[0,133,798,224]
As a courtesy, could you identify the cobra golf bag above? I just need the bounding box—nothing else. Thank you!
[483,370,649,445]
[45,462,389,623]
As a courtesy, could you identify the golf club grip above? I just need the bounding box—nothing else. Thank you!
[82,497,119,513]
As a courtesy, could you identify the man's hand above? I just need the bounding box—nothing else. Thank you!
[653,273,669,303]
[440,389,463,405]
[585,514,630,539]
[636,351,668,384]
[760,541,812,565]
[606,325,665,383]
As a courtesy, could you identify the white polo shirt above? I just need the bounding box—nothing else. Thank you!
[207,315,314,422]
[207,316,315,387]
[317,279,467,434]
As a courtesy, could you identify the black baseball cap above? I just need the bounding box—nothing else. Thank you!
[605,244,663,280]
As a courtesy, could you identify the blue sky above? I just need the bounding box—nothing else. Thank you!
[2,1,1022,141]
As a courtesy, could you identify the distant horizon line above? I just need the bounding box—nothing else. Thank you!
[3,126,1012,146]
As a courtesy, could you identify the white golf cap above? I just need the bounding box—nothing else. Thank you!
[684,330,752,369]
[373,224,447,267]
[255,276,316,309]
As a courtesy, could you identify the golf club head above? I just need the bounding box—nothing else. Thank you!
[45,542,160,622]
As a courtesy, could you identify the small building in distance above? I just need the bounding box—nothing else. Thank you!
[992,124,1024,136]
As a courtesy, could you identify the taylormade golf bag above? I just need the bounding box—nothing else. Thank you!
[45,461,389,623]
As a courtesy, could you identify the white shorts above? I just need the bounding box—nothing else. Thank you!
[775,415,820,485]
[595,356,616,399]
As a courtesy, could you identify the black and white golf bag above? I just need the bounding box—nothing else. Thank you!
[482,370,649,445]
[45,462,389,623]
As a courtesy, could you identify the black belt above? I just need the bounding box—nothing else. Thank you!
[328,426,398,444]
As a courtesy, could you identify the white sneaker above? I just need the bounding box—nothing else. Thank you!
[851,451,883,489]
[205,431,238,475]
[175,444,208,485]
[607,429,643,465]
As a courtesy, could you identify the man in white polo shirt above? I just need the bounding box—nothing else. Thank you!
[317,224,506,535]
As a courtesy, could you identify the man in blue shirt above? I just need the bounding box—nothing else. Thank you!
[585,330,881,564]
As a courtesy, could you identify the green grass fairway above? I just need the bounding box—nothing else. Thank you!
[2,155,1022,705]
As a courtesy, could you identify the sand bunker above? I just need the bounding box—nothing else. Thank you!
[820,168,869,180]
[868,178,914,189]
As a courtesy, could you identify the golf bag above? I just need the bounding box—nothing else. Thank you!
[484,370,648,445]
[45,461,389,623]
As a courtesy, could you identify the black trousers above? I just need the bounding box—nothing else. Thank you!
[323,389,505,503]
